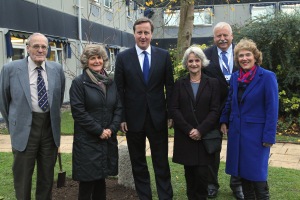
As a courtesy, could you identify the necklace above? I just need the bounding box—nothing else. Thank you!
[190,78,201,83]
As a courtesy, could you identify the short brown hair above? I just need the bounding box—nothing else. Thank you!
[234,38,263,66]
[80,44,110,69]
[133,17,154,33]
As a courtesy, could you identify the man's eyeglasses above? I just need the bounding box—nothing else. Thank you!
[30,45,48,50]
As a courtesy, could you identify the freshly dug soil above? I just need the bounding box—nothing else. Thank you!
[52,178,139,200]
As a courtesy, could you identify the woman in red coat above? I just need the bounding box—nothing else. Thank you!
[170,45,221,199]
[220,39,278,199]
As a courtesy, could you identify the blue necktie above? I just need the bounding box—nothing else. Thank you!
[221,51,230,75]
[36,67,49,111]
[143,51,149,84]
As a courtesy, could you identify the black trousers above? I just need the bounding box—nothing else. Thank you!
[184,165,209,200]
[126,112,173,200]
[207,142,242,192]
[78,179,106,200]
[242,179,270,200]
[12,112,57,200]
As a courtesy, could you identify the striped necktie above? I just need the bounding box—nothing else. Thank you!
[36,66,49,111]
[221,51,230,75]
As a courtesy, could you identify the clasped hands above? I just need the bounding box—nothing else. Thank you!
[100,129,112,140]
[189,128,201,141]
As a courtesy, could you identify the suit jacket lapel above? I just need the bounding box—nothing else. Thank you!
[45,62,55,107]
[130,48,146,86]
[17,59,32,109]
[183,77,195,103]
[148,46,157,83]
[211,46,228,85]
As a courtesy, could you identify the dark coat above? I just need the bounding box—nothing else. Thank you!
[220,67,278,181]
[203,45,238,111]
[170,74,221,166]
[70,71,122,181]
[114,46,174,132]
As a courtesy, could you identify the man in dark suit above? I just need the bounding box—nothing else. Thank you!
[115,17,174,200]
[0,33,65,199]
[203,22,244,199]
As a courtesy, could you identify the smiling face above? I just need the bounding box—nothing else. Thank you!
[88,55,103,73]
[134,22,152,50]
[213,25,233,51]
[237,50,256,71]
[26,34,48,66]
[187,53,202,75]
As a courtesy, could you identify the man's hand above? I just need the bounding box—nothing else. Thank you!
[168,119,173,129]
[120,122,128,133]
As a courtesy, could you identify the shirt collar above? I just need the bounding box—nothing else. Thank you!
[217,44,233,56]
[28,56,46,72]
[135,44,151,56]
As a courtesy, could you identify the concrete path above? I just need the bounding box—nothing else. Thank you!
[1,134,299,170]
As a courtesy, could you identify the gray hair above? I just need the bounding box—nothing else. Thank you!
[182,45,210,69]
[213,22,232,35]
[80,44,110,69]
[27,33,48,46]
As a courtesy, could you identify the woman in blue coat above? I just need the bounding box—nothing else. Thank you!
[220,39,278,199]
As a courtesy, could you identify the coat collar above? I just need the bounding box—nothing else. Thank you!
[182,73,210,106]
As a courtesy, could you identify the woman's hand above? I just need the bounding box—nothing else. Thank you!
[100,129,112,140]
[189,128,201,140]
[220,123,228,135]
[263,143,273,147]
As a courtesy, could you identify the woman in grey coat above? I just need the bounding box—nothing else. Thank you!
[70,44,122,200]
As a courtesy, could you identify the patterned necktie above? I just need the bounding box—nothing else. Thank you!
[143,51,149,84]
[221,51,230,75]
[36,67,49,111]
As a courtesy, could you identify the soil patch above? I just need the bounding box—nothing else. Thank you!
[52,178,138,200]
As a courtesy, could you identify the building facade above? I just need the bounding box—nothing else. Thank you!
[0,0,145,103]
[150,0,300,49]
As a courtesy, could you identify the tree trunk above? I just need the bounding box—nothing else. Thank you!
[176,0,194,62]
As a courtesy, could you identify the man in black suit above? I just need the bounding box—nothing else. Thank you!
[203,22,244,199]
[115,17,174,200]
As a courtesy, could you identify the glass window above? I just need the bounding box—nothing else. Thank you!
[48,42,63,65]
[164,9,180,26]
[280,3,300,14]
[194,7,213,25]
[104,0,112,9]
[12,48,25,61]
[251,4,275,20]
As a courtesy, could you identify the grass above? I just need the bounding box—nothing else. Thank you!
[0,153,299,199]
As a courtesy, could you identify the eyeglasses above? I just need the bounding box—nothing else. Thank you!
[30,45,48,50]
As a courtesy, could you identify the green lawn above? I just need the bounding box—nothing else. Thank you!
[0,153,299,200]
